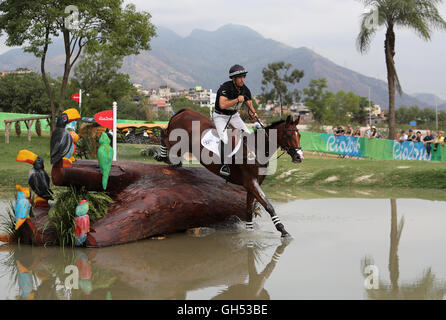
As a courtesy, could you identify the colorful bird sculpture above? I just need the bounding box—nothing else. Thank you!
[75,251,92,295]
[15,184,31,203]
[74,200,90,246]
[97,132,113,190]
[50,108,81,167]
[16,150,53,207]
[14,191,31,230]
[64,130,79,164]
[16,260,35,300]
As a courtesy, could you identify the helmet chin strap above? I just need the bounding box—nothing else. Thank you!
[233,79,243,90]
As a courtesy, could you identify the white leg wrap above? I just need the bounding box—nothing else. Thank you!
[272,215,281,226]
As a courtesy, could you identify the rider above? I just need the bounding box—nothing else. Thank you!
[213,64,259,177]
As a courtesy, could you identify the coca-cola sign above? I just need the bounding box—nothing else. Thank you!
[94,110,114,129]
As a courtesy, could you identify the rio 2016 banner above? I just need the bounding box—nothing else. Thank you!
[300,131,446,162]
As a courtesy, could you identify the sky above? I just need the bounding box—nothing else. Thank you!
[1,0,446,100]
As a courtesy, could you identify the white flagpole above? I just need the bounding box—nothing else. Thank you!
[79,89,82,117]
[113,101,117,161]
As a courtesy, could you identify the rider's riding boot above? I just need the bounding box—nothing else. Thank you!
[219,141,230,177]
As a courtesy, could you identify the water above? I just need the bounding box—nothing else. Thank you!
[0,197,446,300]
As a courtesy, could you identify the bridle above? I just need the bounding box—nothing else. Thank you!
[246,108,302,160]
[277,126,302,160]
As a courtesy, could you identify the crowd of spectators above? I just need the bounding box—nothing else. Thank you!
[396,128,444,155]
[331,124,445,154]
[333,123,383,139]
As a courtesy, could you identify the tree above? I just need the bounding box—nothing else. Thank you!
[0,72,51,114]
[357,0,446,140]
[0,0,156,130]
[170,96,210,117]
[303,78,330,123]
[260,61,304,118]
[352,97,373,124]
[71,49,136,116]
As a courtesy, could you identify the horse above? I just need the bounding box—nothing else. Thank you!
[156,109,303,237]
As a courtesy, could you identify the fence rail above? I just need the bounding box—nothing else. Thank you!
[3,115,51,144]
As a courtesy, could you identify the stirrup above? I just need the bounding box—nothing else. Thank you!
[220,164,230,177]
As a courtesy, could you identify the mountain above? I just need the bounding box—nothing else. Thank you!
[0,24,434,109]
[413,93,446,110]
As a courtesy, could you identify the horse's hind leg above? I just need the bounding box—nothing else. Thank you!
[155,129,170,163]
[248,179,291,238]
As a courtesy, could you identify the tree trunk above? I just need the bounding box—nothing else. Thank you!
[40,25,56,133]
[385,26,396,140]
[19,161,248,247]
[59,30,72,114]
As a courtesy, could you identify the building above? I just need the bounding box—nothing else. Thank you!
[150,99,173,114]
[290,103,313,123]
[1,68,33,77]
[365,104,382,117]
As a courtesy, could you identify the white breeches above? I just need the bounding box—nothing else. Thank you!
[213,112,249,145]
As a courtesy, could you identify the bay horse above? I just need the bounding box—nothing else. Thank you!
[156,109,303,237]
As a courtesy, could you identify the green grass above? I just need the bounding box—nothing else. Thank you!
[264,151,446,189]
[2,130,446,200]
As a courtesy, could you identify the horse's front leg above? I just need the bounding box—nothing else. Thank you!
[246,191,255,231]
[247,179,291,238]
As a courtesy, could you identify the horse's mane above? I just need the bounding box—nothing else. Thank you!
[265,119,285,130]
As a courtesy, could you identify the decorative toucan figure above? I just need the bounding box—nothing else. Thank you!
[14,191,31,230]
[97,132,113,190]
[50,108,81,167]
[74,200,90,246]
[16,150,53,207]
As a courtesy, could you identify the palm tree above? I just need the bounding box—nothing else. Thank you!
[357,0,446,140]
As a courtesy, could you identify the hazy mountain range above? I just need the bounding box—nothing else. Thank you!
[0,23,445,110]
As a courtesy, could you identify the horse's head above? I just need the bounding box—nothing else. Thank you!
[278,115,304,163]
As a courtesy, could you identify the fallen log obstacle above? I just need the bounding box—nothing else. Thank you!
[19,160,248,247]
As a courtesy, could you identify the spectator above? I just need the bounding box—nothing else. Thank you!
[353,126,362,137]
[433,131,445,152]
[394,132,401,142]
[399,130,408,142]
[365,123,371,138]
[414,131,422,142]
[406,128,416,141]
[423,130,435,155]
[345,124,353,136]
[335,126,345,136]
[369,126,378,139]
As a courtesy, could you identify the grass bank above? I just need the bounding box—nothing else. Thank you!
[1,131,446,199]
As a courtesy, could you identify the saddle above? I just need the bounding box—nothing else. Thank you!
[201,129,242,158]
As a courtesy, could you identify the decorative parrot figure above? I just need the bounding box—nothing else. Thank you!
[50,108,81,167]
[14,191,31,230]
[74,200,90,246]
[16,260,36,300]
[15,184,31,203]
[75,251,92,295]
[97,132,113,190]
[64,130,79,164]
[16,150,53,207]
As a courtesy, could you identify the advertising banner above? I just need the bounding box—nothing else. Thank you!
[300,131,445,162]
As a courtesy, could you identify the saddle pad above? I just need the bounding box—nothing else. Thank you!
[201,129,242,158]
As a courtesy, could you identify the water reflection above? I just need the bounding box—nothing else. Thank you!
[0,231,289,300]
[362,199,446,300]
[212,240,289,300]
